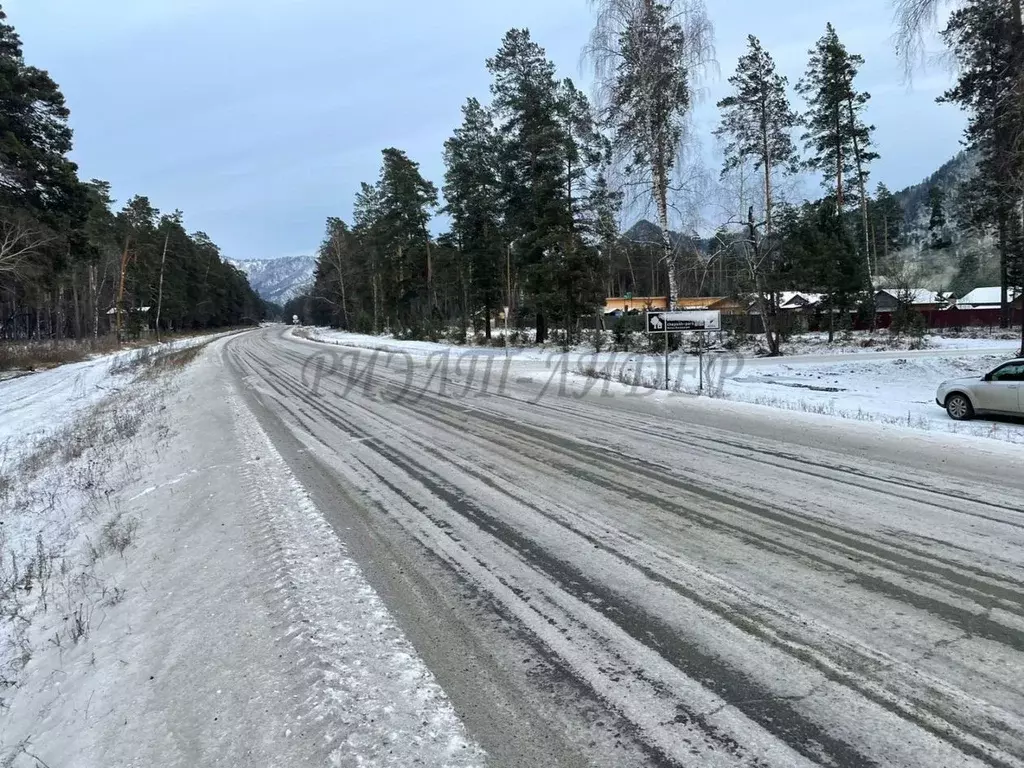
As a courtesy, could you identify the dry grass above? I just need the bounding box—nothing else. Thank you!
[0,337,117,371]
[0,326,245,373]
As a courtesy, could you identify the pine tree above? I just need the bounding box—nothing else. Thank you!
[939,0,1023,328]
[353,182,385,333]
[782,198,863,341]
[0,7,261,341]
[869,182,904,270]
[927,185,951,248]
[375,148,438,335]
[584,0,715,310]
[715,35,800,355]
[583,169,623,298]
[0,8,81,220]
[443,98,504,339]
[796,24,877,278]
[487,29,573,342]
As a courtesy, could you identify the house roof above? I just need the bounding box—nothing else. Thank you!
[958,286,1022,306]
[778,291,823,308]
[676,297,728,310]
[876,288,943,306]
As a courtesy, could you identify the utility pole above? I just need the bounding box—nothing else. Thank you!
[155,231,169,343]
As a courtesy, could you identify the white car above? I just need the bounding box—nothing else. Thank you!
[936,358,1024,420]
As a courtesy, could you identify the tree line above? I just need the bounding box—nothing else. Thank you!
[298,0,1022,353]
[0,6,263,342]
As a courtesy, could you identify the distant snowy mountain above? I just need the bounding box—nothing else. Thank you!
[229,255,316,305]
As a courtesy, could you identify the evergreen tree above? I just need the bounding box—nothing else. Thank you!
[950,247,981,296]
[584,170,623,298]
[352,181,386,333]
[796,24,877,277]
[716,35,800,231]
[927,185,951,248]
[928,185,947,231]
[443,98,504,339]
[584,0,715,310]
[780,198,864,341]
[0,7,261,342]
[375,148,438,335]
[869,182,904,270]
[0,8,82,220]
[939,0,1024,327]
[487,29,573,342]
[715,35,800,355]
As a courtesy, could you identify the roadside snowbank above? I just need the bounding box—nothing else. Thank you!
[298,327,1024,445]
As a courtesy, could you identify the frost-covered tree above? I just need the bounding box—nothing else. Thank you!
[584,0,715,309]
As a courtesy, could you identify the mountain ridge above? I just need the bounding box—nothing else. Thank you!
[228,255,316,305]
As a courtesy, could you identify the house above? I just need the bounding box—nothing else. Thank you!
[778,292,823,311]
[676,297,746,314]
[604,296,669,315]
[603,296,745,315]
[955,286,1023,310]
[873,289,946,312]
[104,306,153,335]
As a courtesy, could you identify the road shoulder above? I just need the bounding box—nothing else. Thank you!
[1,338,482,768]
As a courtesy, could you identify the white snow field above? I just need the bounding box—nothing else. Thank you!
[0,334,483,768]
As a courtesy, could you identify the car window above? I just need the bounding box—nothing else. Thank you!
[990,363,1024,382]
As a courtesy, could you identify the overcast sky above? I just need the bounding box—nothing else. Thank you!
[8,0,962,261]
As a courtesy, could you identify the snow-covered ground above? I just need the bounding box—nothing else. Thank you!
[0,335,232,468]
[299,326,1024,445]
[0,334,482,768]
[720,352,1023,441]
[773,330,1018,356]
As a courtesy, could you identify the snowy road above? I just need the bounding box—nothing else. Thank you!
[226,326,1024,768]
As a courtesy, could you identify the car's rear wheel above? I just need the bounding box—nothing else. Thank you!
[945,393,974,421]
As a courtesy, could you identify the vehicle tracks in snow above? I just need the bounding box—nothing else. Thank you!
[223,328,1024,768]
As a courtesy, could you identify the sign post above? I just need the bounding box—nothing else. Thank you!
[646,310,722,392]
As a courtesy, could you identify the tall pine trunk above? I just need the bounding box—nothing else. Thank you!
[848,98,872,283]
[998,212,1010,328]
[72,272,82,339]
[89,263,99,339]
[759,114,781,356]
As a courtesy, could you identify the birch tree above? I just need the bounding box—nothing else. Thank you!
[584,0,715,309]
